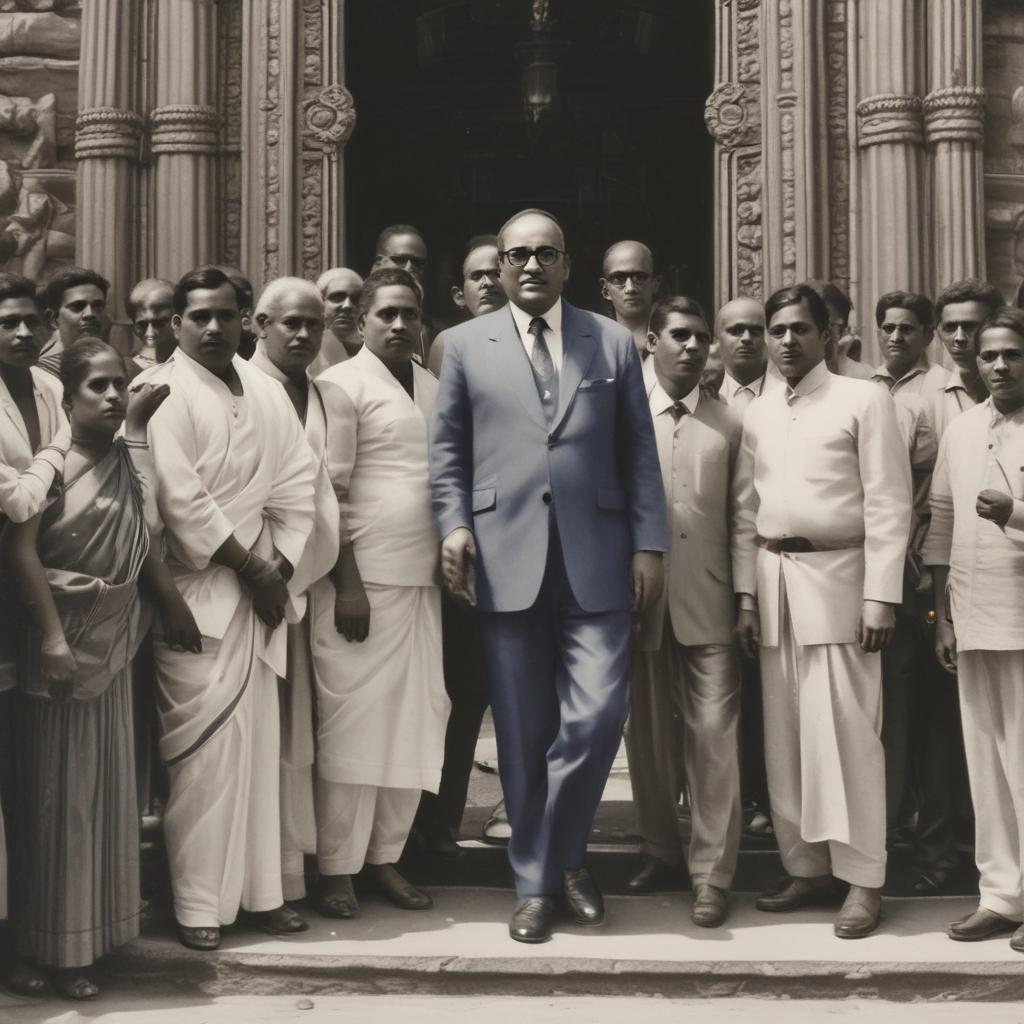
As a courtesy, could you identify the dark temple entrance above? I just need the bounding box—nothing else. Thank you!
[345,0,715,323]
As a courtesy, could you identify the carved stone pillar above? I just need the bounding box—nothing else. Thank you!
[75,0,142,357]
[151,0,219,280]
[759,0,831,290]
[705,0,763,308]
[852,0,927,364]
[241,1,354,293]
[926,0,986,291]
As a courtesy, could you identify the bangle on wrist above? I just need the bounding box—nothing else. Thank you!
[123,439,150,450]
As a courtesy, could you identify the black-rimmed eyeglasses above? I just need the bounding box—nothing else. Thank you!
[499,246,565,268]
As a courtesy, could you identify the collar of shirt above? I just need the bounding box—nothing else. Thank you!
[509,298,564,372]
[649,380,701,420]
[250,341,312,390]
[872,354,930,387]
[783,358,830,403]
[722,369,767,401]
[945,368,971,393]
[987,397,1024,429]
[169,345,245,398]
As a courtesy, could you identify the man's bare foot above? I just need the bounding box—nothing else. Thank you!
[53,967,98,1000]
[318,874,360,919]
[6,957,48,996]
[367,863,433,910]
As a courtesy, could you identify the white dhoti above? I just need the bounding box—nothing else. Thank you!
[957,650,1024,921]
[156,598,284,928]
[310,578,449,873]
[759,574,886,888]
[279,619,317,901]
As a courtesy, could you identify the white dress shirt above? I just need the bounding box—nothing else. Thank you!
[719,367,784,411]
[871,356,947,396]
[928,368,980,440]
[649,380,701,501]
[923,400,1024,651]
[509,298,564,373]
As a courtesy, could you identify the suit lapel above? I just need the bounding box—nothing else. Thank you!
[488,306,548,430]
[552,303,596,430]
[0,375,29,447]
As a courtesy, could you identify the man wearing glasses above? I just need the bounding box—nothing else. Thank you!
[430,208,666,943]
[599,240,660,359]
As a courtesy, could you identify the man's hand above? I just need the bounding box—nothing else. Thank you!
[935,619,958,675]
[857,599,895,653]
[161,594,203,653]
[238,553,289,629]
[125,381,170,439]
[736,607,760,660]
[977,489,1014,529]
[631,551,663,615]
[41,634,75,701]
[334,586,371,642]
[441,528,477,607]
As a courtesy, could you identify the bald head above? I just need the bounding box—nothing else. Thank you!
[127,277,175,363]
[600,240,658,333]
[715,297,767,385]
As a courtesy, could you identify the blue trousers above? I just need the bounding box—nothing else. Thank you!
[477,531,631,896]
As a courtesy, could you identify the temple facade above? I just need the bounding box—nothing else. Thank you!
[0,1,1020,360]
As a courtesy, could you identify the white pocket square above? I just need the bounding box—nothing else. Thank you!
[579,377,615,389]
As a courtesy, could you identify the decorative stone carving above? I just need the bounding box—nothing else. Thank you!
[150,105,219,156]
[0,11,79,58]
[826,0,850,293]
[0,91,54,168]
[856,94,924,148]
[0,2,79,11]
[74,106,142,161]
[302,83,356,149]
[704,82,757,151]
[923,85,987,144]
[4,169,73,277]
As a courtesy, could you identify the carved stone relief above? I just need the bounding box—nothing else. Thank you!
[0,4,77,277]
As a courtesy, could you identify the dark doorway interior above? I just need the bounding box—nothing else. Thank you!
[346,0,714,328]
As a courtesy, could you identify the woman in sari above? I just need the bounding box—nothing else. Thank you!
[3,340,201,1000]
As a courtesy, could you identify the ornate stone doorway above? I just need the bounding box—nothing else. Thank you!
[344,0,714,319]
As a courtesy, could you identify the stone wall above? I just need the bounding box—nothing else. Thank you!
[984,0,1024,301]
[0,1,79,280]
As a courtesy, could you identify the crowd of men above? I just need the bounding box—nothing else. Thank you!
[2,207,1024,1001]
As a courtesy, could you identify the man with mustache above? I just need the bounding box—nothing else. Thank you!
[35,266,112,377]
[599,240,660,360]
[925,308,1024,951]
[625,296,743,927]
[734,283,911,939]
[311,267,364,376]
[431,208,666,942]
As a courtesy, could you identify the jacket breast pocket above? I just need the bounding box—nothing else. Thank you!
[579,377,615,391]
[596,486,626,511]
[472,487,496,514]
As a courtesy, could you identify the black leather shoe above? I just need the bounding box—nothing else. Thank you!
[755,875,835,912]
[912,867,951,895]
[691,883,728,928]
[509,896,556,943]
[563,867,605,926]
[833,885,881,939]
[627,857,679,893]
[948,907,1020,942]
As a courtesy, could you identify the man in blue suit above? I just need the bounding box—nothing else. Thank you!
[430,209,667,942]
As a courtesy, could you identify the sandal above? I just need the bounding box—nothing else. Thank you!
[317,875,361,920]
[53,968,99,1001]
[177,923,221,951]
[247,904,309,936]
[6,958,48,997]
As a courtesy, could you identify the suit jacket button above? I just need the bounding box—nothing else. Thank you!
[542,491,553,505]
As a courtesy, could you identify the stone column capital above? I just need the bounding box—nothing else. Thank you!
[923,85,987,145]
[75,107,144,161]
[150,105,220,155]
[856,94,924,148]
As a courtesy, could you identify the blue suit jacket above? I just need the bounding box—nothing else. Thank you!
[429,301,667,614]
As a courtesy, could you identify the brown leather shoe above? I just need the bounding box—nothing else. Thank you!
[755,875,835,912]
[1010,924,1024,953]
[834,885,881,939]
[691,883,728,928]
[627,856,679,893]
[948,907,1020,942]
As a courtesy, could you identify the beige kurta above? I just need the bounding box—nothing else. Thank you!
[314,347,449,794]
[733,360,912,887]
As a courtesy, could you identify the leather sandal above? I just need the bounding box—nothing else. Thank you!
[248,904,309,936]
[53,968,99,1001]
[318,875,361,919]
[368,864,433,910]
[177,923,221,951]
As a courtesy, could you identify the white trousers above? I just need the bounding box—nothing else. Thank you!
[759,591,887,889]
[958,649,1024,920]
[163,666,283,928]
[316,782,420,876]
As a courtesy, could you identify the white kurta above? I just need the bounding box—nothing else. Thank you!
[250,344,341,900]
[733,360,912,888]
[314,347,449,794]
[138,349,316,926]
